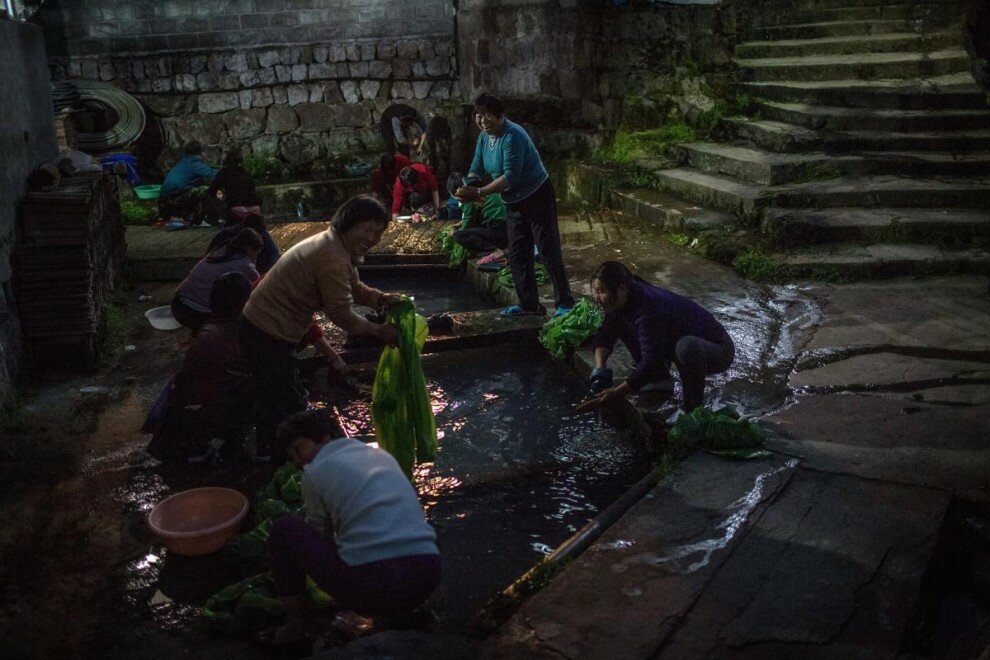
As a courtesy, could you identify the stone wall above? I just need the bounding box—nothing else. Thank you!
[457,0,749,130]
[48,36,465,176]
[0,20,59,405]
[38,0,455,56]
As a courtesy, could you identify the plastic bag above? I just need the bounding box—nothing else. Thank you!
[667,406,770,460]
[538,298,604,361]
[371,298,438,479]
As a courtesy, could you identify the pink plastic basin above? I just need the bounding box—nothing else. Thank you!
[147,487,249,557]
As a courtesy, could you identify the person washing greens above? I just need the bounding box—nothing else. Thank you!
[457,91,575,318]
[159,140,219,223]
[588,261,734,415]
[446,172,508,261]
[240,195,400,463]
[264,409,440,649]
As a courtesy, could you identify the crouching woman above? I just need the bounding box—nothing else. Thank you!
[268,409,441,645]
[589,261,735,413]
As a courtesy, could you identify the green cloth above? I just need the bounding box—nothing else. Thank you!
[371,298,438,479]
[459,194,507,229]
[539,298,604,361]
[668,406,771,460]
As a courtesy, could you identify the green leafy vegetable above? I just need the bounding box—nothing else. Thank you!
[437,225,469,267]
[667,406,770,460]
[492,264,549,294]
[538,298,604,361]
[371,298,438,479]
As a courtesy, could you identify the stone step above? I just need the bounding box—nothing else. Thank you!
[757,100,990,132]
[653,168,766,217]
[754,2,959,27]
[725,118,990,153]
[741,74,986,110]
[607,187,734,233]
[671,142,990,185]
[771,242,990,278]
[736,49,971,83]
[752,19,956,41]
[757,0,956,8]
[763,207,990,245]
[735,31,961,60]
[770,175,990,209]
[671,142,835,186]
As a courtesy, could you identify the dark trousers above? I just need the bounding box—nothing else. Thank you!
[171,296,209,332]
[453,224,508,254]
[674,331,735,411]
[270,516,441,616]
[505,180,574,312]
[238,317,307,462]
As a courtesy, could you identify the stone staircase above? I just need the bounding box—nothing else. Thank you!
[643,0,990,278]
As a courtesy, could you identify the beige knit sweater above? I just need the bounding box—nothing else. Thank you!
[243,229,384,342]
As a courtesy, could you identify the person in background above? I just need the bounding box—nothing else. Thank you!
[392,107,428,158]
[457,91,575,318]
[266,409,440,648]
[240,195,400,463]
[147,273,255,464]
[391,163,439,222]
[371,153,411,202]
[587,261,735,415]
[172,228,263,331]
[207,213,280,274]
[447,172,508,260]
[159,140,218,223]
[208,149,261,222]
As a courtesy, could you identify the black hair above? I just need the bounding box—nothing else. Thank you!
[473,91,504,117]
[446,171,463,196]
[591,261,644,295]
[399,166,418,186]
[277,409,344,447]
[207,227,263,263]
[223,149,244,170]
[330,194,390,234]
[184,141,203,156]
[209,271,252,315]
[379,154,395,171]
[399,107,418,122]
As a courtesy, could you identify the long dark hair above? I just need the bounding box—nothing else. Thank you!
[223,149,244,171]
[330,195,390,234]
[591,261,644,295]
[207,227,263,263]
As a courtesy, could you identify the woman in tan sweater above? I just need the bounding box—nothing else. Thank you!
[240,195,400,462]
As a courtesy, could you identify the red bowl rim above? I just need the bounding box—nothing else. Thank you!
[147,486,249,540]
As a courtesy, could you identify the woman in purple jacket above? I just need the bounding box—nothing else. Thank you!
[589,261,734,413]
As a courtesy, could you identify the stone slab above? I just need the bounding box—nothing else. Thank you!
[312,631,479,660]
[657,469,950,659]
[802,277,990,353]
[485,453,799,660]
[765,393,990,490]
[790,352,990,390]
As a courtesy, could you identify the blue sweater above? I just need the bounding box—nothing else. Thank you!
[468,118,548,205]
[591,280,728,390]
[162,154,218,195]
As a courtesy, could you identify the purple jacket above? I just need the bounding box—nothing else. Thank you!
[590,280,728,390]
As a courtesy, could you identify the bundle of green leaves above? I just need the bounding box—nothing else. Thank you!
[437,225,468,267]
[667,406,770,460]
[538,298,604,361]
[492,263,549,294]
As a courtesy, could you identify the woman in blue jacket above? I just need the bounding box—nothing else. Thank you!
[589,261,735,413]
[456,92,575,318]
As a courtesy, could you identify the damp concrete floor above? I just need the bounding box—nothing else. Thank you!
[1,210,988,659]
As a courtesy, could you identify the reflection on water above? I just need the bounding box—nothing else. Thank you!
[331,343,652,629]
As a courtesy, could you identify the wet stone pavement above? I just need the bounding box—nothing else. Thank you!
[2,210,989,659]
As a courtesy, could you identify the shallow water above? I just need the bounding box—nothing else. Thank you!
[329,343,652,629]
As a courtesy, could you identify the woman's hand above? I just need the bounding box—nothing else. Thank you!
[455,186,482,203]
[378,292,403,310]
[375,322,400,347]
